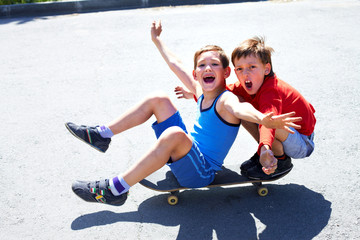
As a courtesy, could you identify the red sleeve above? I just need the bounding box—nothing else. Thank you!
[256,82,282,154]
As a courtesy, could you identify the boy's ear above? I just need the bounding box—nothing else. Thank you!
[192,70,197,80]
[224,66,231,78]
[264,63,271,75]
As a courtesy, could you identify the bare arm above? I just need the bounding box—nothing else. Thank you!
[223,92,302,132]
[151,21,202,98]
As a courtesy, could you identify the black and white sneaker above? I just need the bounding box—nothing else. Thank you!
[72,179,128,206]
[65,122,111,153]
[246,155,293,180]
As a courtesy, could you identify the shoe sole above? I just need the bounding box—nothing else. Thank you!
[65,123,105,153]
[247,164,293,180]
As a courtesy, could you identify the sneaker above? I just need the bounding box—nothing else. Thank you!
[240,152,260,175]
[72,179,128,206]
[65,122,111,153]
[246,155,293,180]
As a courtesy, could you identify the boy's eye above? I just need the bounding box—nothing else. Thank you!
[236,68,242,71]
[251,65,256,69]
[198,64,205,67]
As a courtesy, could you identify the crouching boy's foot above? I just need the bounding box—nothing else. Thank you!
[240,152,260,175]
[246,156,293,180]
[72,179,128,206]
[65,122,111,153]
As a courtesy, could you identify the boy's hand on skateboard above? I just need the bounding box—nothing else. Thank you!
[260,147,278,175]
[174,86,193,100]
[262,111,302,134]
[151,20,162,41]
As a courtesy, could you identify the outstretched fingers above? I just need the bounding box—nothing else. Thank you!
[282,116,302,131]
[264,112,274,119]
[285,121,302,129]
[284,126,295,134]
[270,112,302,129]
[270,111,296,120]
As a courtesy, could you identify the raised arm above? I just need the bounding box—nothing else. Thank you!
[151,21,202,98]
[223,92,302,133]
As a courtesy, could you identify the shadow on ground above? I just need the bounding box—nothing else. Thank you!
[71,184,331,239]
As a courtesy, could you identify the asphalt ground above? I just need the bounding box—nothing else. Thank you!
[1,0,359,239]
[0,0,260,18]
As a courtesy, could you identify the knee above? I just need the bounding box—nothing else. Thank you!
[146,91,171,106]
[158,127,192,160]
[275,129,289,142]
[159,127,189,145]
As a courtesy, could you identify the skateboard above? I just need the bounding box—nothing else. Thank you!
[139,164,292,205]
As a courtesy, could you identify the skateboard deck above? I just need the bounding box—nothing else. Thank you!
[140,164,292,205]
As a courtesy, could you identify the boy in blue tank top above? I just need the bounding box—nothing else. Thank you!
[65,21,301,206]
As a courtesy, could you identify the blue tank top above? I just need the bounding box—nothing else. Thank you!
[190,91,240,170]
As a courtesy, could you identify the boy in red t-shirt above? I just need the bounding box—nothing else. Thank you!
[228,36,316,180]
[176,37,316,180]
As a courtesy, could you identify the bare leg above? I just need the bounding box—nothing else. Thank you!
[70,94,192,205]
[272,129,289,156]
[241,120,259,143]
[275,129,289,142]
[272,139,284,156]
[107,91,177,135]
[241,121,289,156]
[122,127,193,186]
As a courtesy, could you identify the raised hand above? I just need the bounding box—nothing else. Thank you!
[151,20,162,41]
[174,86,194,100]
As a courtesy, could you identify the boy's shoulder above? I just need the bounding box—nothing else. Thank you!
[261,74,298,94]
[217,90,234,102]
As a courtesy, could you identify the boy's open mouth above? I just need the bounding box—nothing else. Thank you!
[245,80,252,89]
[203,76,215,83]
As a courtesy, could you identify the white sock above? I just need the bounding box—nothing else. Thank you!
[96,125,114,138]
[109,176,130,196]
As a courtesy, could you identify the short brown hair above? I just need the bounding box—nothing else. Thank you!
[193,45,229,70]
[231,36,274,76]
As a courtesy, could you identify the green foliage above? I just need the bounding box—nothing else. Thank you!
[0,0,58,5]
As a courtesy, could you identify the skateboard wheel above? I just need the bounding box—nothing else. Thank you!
[167,195,178,205]
[257,187,268,197]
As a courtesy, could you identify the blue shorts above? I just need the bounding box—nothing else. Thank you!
[152,111,216,188]
[283,127,315,159]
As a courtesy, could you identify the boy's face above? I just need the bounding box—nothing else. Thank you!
[233,54,271,95]
[193,51,230,93]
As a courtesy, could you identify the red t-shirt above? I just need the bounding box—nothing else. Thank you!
[227,74,316,153]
